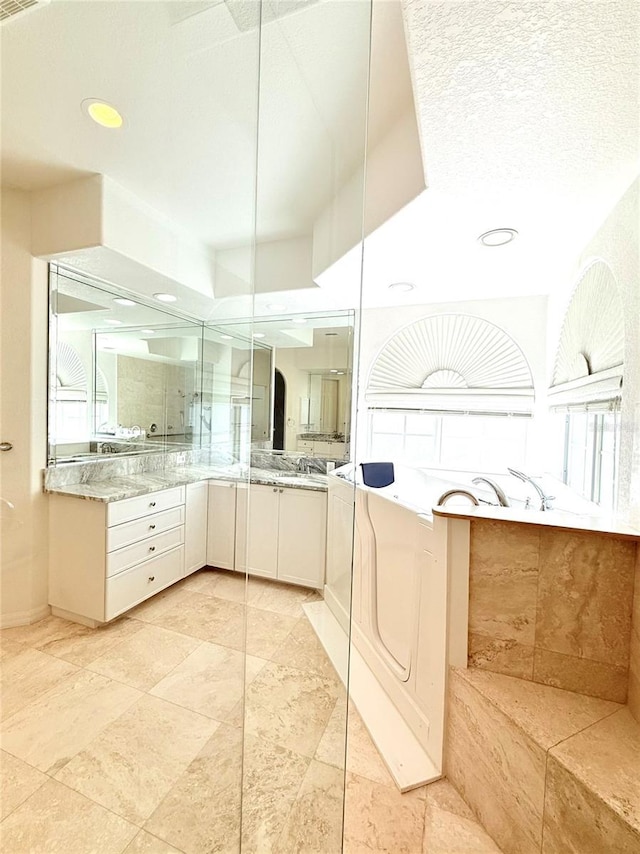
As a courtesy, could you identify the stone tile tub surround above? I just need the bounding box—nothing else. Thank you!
[445,667,639,854]
[468,519,638,703]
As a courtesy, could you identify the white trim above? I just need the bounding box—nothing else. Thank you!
[0,604,50,629]
[548,366,623,409]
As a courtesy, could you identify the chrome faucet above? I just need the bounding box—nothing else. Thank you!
[472,476,510,507]
[436,489,480,506]
[507,468,554,511]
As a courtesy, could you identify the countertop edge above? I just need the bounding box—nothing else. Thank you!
[432,505,640,540]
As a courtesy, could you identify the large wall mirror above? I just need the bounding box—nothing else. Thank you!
[48,266,204,464]
[209,311,354,461]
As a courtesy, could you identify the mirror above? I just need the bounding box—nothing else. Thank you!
[48,267,204,464]
[209,311,354,460]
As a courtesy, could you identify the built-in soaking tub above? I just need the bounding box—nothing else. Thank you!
[323,464,471,786]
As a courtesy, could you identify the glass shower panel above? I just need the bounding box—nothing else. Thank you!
[243,1,371,850]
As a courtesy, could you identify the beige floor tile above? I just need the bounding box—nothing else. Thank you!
[2,614,143,667]
[0,778,138,854]
[271,616,342,684]
[315,701,395,789]
[55,695,218,824]
[273,759,344,854]
[422,780,502,853]
[246,606,299,658]
[87,625,201,691]
[0,637,27,661]
[246,577,321,617]
[240,735,312,852]
[151,592,246,648]
[182,568,246,602]
[0,645,79,721]
[243,660,341,758]
[343,771,426,854]
[144,723,243,854]
[150,642,267,720]
[0,750,47,820]
[127,582,193,623]
[123,830,184,853]
[2,670,141,774]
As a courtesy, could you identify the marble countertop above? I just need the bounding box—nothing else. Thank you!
[44,465,328,503]
[432,504,640,540]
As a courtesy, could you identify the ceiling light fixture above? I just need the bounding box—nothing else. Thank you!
[388,282,415,293]
[153,293,177,303]
[113,297,136,307]
[82,99,124,129]
[478,228,518,247]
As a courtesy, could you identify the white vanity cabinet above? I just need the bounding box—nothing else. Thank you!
[185,481,209,576]
[206,480,237,570]
[235,483,326,588]
[49,486,186,626]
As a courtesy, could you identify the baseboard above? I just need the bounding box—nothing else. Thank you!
[0,603,50,629]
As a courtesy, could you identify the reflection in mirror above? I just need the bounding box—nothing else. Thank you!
[48,266,203,465]
[212,312,354,461]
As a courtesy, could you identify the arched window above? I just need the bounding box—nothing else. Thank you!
[549,260,623,509]
[365,314,534,471]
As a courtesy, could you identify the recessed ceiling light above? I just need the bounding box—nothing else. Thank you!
[478,228,518,247]
[253,333,266,339]
[153,293,177,303]
[82,99,124,129]
[104,319,123,326]
[388,282,415,292]
[140,329,155,334]
[221,334,233,340]
[113,297,136,307]
[292,317,307,324]
[267,303,286,311]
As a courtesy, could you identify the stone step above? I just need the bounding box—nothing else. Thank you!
[445,666,640,854]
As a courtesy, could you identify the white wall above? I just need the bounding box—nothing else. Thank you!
[0,189,50,626]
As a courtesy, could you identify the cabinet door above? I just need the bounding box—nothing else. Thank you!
[277,488,327,589]
[240,483,279,579]
[206,481,237,571]
[185,482,209,576]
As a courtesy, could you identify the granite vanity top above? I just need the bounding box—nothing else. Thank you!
[44,465,328,503]
[433,504,640,541]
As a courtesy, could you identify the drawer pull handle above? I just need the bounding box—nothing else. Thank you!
[149,524,156,530]
[149,501,157,507]
[148,575,155,582]
[149,546,156,552]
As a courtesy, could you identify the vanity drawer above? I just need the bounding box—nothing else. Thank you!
[107,486,185,527]
[106,526,185,577]
[107,506,185,552]
[105,546,185,620]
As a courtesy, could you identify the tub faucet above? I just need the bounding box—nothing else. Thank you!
[507,468,554,511]
[472,477,510,507]
[436,489,480,506]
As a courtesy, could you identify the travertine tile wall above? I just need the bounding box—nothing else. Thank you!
[468,520,637,703]
[629,547,640,723]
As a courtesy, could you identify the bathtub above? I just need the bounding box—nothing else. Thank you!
[324,463,470,777]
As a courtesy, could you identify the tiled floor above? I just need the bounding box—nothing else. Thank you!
[1,569,501,853]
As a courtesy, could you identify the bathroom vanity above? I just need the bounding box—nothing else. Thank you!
[47,466,328,627]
